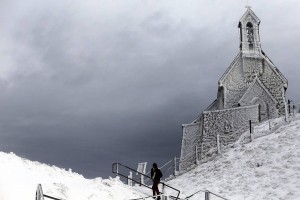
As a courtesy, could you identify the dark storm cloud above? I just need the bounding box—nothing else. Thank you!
[0,0,299,178]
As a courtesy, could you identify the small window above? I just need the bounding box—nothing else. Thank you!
[246,22,254,44]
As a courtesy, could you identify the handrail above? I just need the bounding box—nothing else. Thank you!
[128,194,170,200]
[207,190,229,200]
[144,158,175,183]
[183,189,229,200]
[112,163,181,200]
[43,195,62,200]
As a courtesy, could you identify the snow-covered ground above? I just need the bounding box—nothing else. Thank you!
[0,114,300,200]
[164,114,300,200]
[0,152,144,200]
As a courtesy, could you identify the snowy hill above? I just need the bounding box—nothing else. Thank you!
[164,115,300,200]
[0,152,143,200]
[1,115,300,200]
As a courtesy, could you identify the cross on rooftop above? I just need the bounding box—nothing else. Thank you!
[245,0,251,9]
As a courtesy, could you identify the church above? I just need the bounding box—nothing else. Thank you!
[179,7,288,171]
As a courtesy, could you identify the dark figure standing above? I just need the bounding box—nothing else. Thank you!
[151,163,163,200]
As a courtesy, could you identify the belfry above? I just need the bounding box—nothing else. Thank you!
[179,7,288,171]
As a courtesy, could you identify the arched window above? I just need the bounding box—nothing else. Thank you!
[246,22,254,48]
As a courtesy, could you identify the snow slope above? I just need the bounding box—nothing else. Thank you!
[0,115,300,200]
[0,152,143,200]
[165,115,300,200]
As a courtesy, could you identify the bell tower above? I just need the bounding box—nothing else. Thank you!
[238,6,262,58]
[239,6,263,84]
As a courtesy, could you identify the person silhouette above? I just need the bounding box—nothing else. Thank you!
[151,163,163,200]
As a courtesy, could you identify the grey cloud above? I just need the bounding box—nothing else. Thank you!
[0,0,299,178]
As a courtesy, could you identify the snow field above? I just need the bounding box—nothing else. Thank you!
[0,152,143,200]
[165,115,300,200]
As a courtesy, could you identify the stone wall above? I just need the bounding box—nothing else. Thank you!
[222,55,248,108]
[260,58,286,116]
[201,105,259,158]
[179,122,201,171]
[179,105,259,171]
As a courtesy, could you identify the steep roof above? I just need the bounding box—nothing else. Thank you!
[218,52,241,85]
[261,51,288,87]
[238,7,260,27]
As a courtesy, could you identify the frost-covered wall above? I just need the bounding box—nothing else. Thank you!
[238,78,278,120]
[259,59,287,115]
[222,55,248,108]
[179,105,259,171]
[221,55,286,116]
[179,122,201,171]
[201,105,259,158]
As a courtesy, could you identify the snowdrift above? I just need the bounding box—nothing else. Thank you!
[0,152,143,200]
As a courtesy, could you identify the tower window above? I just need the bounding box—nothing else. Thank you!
[246,22,254,44]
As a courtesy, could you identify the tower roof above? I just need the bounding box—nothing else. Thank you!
[238,7,260,27]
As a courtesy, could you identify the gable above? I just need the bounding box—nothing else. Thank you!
[262,51,288,87]
[238,77,277,105]
[239,8,260,26]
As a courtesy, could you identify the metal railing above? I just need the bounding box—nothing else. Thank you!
[128,193,170,200]
[183,189,229,200]
[112,163,181,200]
[287,101,300,115]
[285,100,300,121]
[142,158,180,183]
[35,184,63,200]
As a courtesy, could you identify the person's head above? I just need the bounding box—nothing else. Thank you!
[152,163,158,169]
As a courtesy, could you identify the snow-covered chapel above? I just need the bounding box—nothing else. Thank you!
[179,7,288,171]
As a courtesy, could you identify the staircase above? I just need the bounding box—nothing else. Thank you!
[112,163,180,200]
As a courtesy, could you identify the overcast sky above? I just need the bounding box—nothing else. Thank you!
[0,0,299,178]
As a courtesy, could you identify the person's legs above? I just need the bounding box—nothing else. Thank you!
[152,180,160,199]
[152,183,156,197]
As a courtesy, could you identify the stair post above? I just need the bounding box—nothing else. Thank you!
[205,190,210,200]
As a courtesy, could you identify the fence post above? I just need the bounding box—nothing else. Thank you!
[128,171,132,186]
[285,101,288,122]
[249,120,252,142]
[293,105,295,116]
[217,134,220,154]
[288,99,291,115]
[195,146,197,164]
[161,183,165,195]
[36,184,44,200]
[173,157,177,176]
[205,190,210,200]
[140,175,144,186]
[137,162,147,186]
